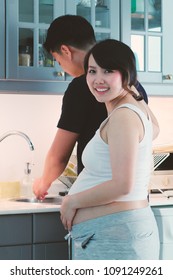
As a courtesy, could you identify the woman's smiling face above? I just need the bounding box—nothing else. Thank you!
[86,55,123,103]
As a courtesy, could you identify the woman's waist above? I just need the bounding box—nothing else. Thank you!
[73,199,148,225]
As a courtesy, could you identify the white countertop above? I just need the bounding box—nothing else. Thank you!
[0,193,173,215]
[149,193,173,206]
[0,198,61,215]
[0,180,67,215]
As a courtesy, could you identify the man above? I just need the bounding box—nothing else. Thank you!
[33,15,148,199]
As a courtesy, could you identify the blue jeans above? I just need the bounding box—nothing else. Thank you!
[70,206,160,260]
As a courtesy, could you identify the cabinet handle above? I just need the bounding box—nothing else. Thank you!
[163,74,173,80]
[53,71,65,77]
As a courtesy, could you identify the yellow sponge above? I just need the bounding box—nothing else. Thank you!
[0,181,21,199]
[63,162,77,177]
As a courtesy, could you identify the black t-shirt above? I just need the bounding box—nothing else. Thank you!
[58,75,148,174]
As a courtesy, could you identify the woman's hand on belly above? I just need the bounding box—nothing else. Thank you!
[60,195,77,231]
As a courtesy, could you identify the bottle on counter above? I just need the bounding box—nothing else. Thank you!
[20,162,34,198]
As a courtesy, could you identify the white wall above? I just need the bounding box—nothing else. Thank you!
[0,93,63,181]
[149,96,173,147]
[0,92,173,182]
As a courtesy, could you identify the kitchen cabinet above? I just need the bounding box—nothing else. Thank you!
[0,212,68,260]
[2,0,119,92]
[6,0,65,81]
[0,214,32,260]
[0,0,5,79]
[2,0,173,95]
[152,206,173,260]
[32,212,68,260]
[66,0,119,43]
[121,0,173,86]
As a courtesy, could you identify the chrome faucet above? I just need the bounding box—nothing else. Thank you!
[0,130,34,151]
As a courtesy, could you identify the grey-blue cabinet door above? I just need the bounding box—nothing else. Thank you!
[121,0,173,87]
[0,0,5,79]
[0,245,32,260]
[0,214,32,246]
[6,0,65,81]
[33,243,68,260]
[32,212,68,259]
[152,206,173,260]
[66,0,120,41]
[33,212,67,243]
[0,214,32,260]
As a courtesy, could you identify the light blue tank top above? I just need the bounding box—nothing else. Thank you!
[69,103,153,201]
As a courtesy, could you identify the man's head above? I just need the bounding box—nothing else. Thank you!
[44,15,96,77]
[44,15,96,53]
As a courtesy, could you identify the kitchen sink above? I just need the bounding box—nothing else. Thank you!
[12,196,62,204]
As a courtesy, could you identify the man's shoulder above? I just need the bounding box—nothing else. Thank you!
[64,75,92,100]
[69,75,88,89]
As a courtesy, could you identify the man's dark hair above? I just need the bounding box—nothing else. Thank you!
[44,15,96,53]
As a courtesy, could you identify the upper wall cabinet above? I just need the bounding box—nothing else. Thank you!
[5,0,119,82]
[1,0,173,95]
[66,0,119,42]
[121,0,173,85]
[0,0,5,79]
[6,0,65,81]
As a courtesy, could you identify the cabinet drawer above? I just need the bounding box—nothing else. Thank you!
[0,214,32,246]
[159,244,173,260]
[33,242,68,260]
[33,212,68,243]
[0,245,32,260]
[152,206,173,243]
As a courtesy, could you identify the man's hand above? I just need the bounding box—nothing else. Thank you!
[33,177,48,200]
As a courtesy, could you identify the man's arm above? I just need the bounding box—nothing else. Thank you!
[33,128,79,199]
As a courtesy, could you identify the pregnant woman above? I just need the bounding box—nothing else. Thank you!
[60,39,160,260]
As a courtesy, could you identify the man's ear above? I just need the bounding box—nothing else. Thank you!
[61,45,72,58]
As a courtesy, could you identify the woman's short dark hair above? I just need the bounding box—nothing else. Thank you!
[84,39,138,90]
[44,15,96,53]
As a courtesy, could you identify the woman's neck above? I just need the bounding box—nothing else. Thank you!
[106,90,129,114]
